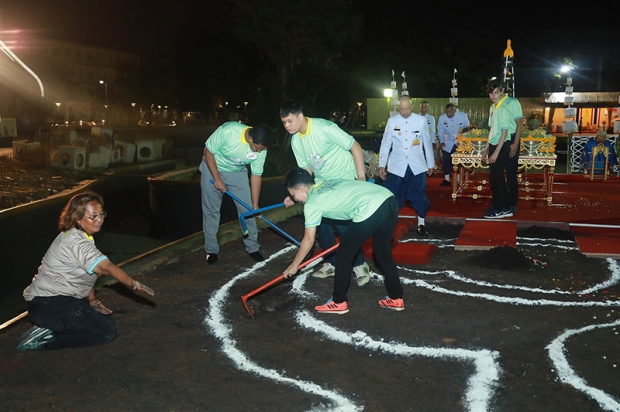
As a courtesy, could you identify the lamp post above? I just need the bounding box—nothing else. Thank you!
[99,79,108,124]
[55,102,61,123]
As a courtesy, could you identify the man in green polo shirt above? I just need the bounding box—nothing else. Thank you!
[482,78,514,219]
[199,121,272,264]
[282,167,404,314]
[279,100,371,287]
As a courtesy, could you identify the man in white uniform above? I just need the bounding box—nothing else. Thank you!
[437,103,470,186]
[378,96,435,236]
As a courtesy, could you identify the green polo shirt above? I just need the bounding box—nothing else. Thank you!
[291,118,357,183]
[303,180,393,227]
[205,122,267,175]
[505,97,523,131]
[488,96,512,145]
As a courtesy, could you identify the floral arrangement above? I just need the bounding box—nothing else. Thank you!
[463,128,489,139]
[520,128,555,154]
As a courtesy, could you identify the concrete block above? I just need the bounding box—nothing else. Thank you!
[113,140,136,163]
[87,152,101,168]
[98,146,112,167]
[110,148,121,163]
[12,141,41,160]
[136,140,154,162]
[57,146,86,170]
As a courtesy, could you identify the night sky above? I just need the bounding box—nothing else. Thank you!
[2,1,619,97]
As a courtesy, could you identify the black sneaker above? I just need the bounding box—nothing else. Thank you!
[206,253,218,265]
[249,251,264,262]
[484,208,506,219]
[417,225,429,236]
[439,180,451,187]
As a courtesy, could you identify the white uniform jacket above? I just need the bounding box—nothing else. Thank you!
[379,113,434,178]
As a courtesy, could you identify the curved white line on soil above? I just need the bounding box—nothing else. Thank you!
[295,310,501,412]
[399,258,620,297]
[405,278,620,307]
[399,267,573,295]
[547,319,620,411]
[203,245,361,412]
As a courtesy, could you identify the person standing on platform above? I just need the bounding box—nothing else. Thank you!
[504,89,524,215]
[419,101,437,146]
[482,78,513,218]
[200,121,272,265]
[378,96,434,236]
[279,100,371,287]
[437,103,470,186]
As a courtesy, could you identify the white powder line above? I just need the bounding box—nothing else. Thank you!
[295,310,501,412]
[570,223,620,229]
[405,278,620,307]
[399,258,620,296]
[203,245,361,412]
[518,237,576,244]
[547,319,620,411]
[516,242,578,250]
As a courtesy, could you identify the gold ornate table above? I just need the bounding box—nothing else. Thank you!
[451,153,557,204]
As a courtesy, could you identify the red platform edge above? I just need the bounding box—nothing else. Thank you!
[454,220,517,250]
[362,218,438,264]
[570,225,620,258]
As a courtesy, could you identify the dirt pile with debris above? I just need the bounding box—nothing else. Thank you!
[0,158,106,210]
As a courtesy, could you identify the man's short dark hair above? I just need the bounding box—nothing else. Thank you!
[248,124,272,146]
[486,77,505,94]
[445,103,455,110]
[284,167,314,189]
[280,100,303,118]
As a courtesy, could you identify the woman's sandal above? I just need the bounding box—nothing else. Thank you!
[417,225,428,236]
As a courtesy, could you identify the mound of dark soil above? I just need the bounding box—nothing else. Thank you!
[469,245,532,270]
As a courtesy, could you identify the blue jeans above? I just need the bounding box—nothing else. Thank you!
[26,296,117,350]
[332,197,403,303]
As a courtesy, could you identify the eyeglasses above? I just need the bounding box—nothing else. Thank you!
[85,211,107,221]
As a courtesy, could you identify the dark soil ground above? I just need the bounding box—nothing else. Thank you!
[0,156,108,209]
[1,217,619,412]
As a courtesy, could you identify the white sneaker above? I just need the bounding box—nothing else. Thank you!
[312,263,335,278]
[353,262,370,288]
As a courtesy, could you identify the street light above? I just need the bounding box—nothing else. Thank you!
[99,79,108,105]
[99,79,108,123]
[55,102,61,124]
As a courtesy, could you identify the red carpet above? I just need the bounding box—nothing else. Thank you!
[570,225,620,258]
[392,172,620,258]
[454,220,517,251]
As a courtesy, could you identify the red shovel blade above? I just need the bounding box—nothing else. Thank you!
[241,242,340,318]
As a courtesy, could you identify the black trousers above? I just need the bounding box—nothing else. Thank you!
[332,197,403,303]
[488,143,511,211]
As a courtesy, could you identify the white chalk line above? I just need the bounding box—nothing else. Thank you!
[398,258,620,297]
[203,236,619,411]
[203,245,361,412]
[293,309,501,412]
[547,319,620,412]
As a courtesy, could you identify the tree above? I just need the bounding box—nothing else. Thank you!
[226,0,363,103]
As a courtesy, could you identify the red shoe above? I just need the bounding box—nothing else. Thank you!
[315,298,349,314]
[378,296,405,311]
